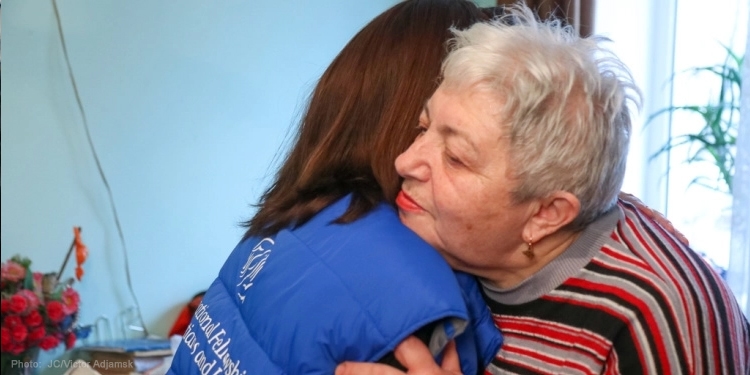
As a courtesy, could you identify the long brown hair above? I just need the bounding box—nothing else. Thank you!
[245,0,488,238]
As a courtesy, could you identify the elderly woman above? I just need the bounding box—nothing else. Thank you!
[338,4,749,375]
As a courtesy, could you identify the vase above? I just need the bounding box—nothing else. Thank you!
[1,347,41,375]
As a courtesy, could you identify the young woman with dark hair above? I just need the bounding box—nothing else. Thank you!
[168,2,501,375]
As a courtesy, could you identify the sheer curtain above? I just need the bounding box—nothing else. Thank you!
[727,28,750,315]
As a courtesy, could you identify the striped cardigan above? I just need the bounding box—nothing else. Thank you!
[482,200,749,374]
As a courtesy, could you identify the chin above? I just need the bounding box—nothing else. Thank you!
[401,219,443,254]
[439,253,462,269]
[434,248,464,268]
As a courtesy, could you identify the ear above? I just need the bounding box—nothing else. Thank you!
[523,191,580,241]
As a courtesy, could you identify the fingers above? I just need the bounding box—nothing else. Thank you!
[621,192,654,216]
[335,362,405,375]
[439,340,461,373]
[335,337,463,375]
[394,336,463,374]
[675,230,690,246]
[393,336,437,369]
[334,337,436,375]
[645,208,690,246]
[654,214,689,246]
[619,191,689,246]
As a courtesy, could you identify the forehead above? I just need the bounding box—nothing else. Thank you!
[426,85,504,137]
[426,86,512,176]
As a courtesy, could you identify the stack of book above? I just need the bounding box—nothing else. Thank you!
[79,338,173,375]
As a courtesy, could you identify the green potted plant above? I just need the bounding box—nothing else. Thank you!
[648,45,742,195]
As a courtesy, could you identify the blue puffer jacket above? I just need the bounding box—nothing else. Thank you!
[168,195,502,375]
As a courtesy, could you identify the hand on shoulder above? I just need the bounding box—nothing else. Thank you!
[618,192,689,245]
[335,336,463,375]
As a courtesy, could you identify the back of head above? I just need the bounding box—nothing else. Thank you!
[246,0,488,238]
[441,3,641,229]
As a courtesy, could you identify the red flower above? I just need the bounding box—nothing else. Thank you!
[23,310,44,327]
[9,294,29,314]
[18,289,41,311]
[2,254,86,356]
[28,326,46,342]
[65,332,76,350]
[38,335,60,351]
[0,327,10,348]
[45,301,66,323]
[4,315,23,328]
[11,323,28,343]
[61,287,80,315]
[6,342,25,355]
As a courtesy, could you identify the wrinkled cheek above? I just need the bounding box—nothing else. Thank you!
[438,217,474,234]
[435,214,482,259]
[435,220,470,250]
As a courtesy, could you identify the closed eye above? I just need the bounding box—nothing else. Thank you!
[445,152,464,167]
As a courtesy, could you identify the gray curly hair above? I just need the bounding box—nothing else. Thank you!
[441,2,642,229]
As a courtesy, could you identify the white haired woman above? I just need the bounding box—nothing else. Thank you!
[337,3,749,375]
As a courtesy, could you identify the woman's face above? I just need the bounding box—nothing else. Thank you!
[395,85,531,273]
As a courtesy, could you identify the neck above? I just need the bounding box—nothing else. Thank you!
[485,229,582,289]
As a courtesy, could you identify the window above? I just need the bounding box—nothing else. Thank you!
[667,0,746,271]
[595,0,747,274]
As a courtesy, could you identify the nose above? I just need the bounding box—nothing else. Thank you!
[395,135,430,182]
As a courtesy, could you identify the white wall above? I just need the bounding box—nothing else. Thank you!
[1,0,398,351]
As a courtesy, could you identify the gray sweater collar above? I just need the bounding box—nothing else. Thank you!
[481,206,622,305]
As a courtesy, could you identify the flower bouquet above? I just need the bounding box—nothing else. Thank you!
[1,227,89,375]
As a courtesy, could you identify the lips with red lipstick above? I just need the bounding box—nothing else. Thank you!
[396,190,423,213]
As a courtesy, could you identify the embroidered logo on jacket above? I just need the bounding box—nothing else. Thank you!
[236,238,273,303]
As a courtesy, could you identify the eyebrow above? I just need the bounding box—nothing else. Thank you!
[424,99,479,158]
[422,100,430,120]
